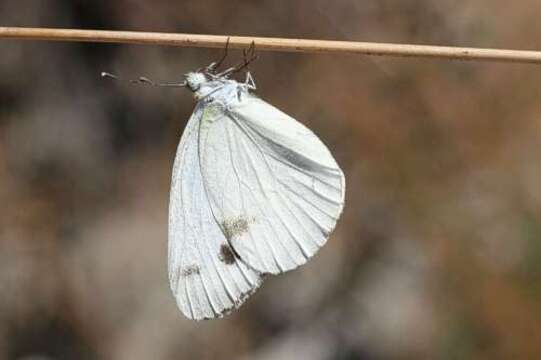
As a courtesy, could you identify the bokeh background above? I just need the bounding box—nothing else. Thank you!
[1,1,541,359]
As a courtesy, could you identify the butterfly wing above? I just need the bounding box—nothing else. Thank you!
[198,95,345,274]
[168,104,263,320]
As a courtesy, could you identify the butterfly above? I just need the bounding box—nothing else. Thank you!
[165,44,346,320]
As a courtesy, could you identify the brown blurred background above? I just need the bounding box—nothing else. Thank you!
[1,1,541,359]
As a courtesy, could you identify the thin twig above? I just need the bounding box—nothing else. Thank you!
[1,27,541,64]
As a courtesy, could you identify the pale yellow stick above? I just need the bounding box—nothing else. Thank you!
[2,27,541,64]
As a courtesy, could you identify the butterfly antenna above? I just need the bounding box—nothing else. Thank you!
[101,72,186,87]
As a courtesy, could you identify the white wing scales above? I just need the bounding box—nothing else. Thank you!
[198,95,345,274]
[168,104,263,320]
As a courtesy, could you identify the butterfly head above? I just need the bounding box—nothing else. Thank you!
[184,72,208,92]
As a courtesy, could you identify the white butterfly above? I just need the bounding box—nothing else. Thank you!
[168,57,345,320]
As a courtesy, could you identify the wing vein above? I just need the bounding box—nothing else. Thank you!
[278,177,339,221]
[279,179,333,235]
[236,126,298,269]
[262,149,342,192]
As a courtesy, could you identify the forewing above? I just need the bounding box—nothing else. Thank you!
[199,95,345,274]
[168,104,263,320]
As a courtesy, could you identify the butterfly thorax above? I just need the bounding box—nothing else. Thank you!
[185,72,249,106]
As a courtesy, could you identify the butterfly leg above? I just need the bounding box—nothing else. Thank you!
[244,71,256,90]
[215,67,237,78]
[206,37,231,74]
[218,42,258,79]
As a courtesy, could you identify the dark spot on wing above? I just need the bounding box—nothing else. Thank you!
[181,264,201,277]
[219,243,237,265]
[221,216,254,240]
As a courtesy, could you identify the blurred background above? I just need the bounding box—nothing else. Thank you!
[1,1,541,359]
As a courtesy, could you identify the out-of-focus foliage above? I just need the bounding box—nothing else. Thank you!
[1,1,541,359]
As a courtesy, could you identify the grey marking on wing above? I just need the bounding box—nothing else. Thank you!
[221,216,255,240]
[181,264,201,277]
